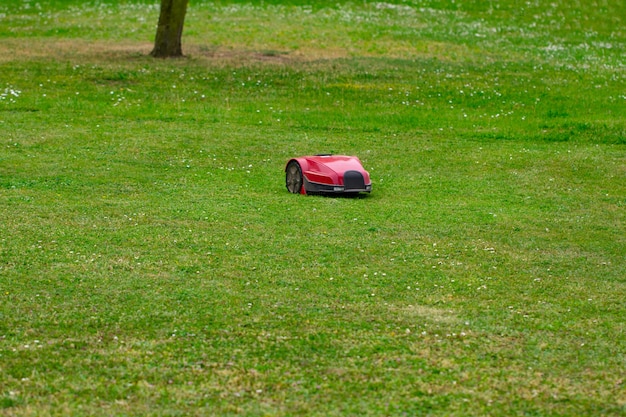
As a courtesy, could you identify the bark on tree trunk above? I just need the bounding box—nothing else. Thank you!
[150,0,189,58]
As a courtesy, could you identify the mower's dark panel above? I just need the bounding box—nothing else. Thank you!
[344,170,365,190]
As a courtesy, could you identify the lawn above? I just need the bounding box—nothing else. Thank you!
[1,0,625,415]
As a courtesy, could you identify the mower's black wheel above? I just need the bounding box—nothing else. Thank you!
[286,161,303,194]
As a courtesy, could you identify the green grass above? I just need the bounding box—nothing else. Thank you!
[1,0,625,415]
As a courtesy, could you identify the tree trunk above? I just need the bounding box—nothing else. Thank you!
[150,0,189,58]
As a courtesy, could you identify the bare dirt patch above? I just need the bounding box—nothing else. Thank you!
[0,38,153,63]
[1,38,330,65]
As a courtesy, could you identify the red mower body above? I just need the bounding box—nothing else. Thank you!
[285,154,372,195]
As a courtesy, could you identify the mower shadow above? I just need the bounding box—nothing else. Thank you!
[306,192,371,199]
